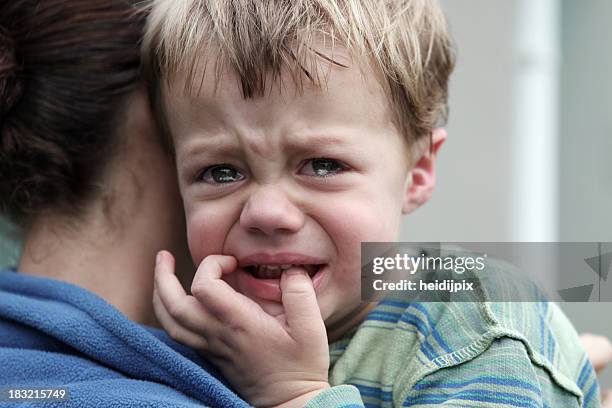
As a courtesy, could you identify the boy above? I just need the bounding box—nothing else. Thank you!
[142,0,600,406]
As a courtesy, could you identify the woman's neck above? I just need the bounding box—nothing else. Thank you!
[19,213,162,326]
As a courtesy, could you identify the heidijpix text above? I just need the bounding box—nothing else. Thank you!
[369,252,487,294]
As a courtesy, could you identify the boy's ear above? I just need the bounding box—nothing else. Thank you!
[402,128,447,214]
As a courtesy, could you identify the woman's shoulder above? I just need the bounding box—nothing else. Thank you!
[0,269,248,407]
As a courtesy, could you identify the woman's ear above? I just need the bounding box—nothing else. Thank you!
[402,128,447,214]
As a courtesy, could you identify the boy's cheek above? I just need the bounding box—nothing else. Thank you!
[185,210,225,265]
[323,203,400,244]
[186,226,206,265]
[221,271,239,291]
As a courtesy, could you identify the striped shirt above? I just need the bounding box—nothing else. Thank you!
[306,295,599,407]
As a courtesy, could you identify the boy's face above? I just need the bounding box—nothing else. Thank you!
[165,51,435,330]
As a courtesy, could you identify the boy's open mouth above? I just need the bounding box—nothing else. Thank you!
[244,264,323,279]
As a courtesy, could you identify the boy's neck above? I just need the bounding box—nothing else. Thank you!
[327,302,378,343]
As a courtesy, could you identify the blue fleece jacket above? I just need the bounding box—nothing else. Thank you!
[0,269,249,407]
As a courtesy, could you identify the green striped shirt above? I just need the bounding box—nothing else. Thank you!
[306,277,599,407]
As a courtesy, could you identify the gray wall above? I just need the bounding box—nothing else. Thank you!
[559,0,612,242]
[401,0,517,242]
[401,0,612,387]
[559,0,612,389]
[0,216,20,269]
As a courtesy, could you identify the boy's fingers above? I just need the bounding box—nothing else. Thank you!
[154,250,189,317]
[153,288,239,361]
[153,288,208,352]
[191,255,258,324]
[280,268,326,343]
[155,250,185,297]
[200,255,238,278]
[580,333,612,374]
[155,251,222,335]
[602,389,612,408]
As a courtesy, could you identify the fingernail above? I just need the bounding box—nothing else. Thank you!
[284,267,304,276]
[156,251,163,266]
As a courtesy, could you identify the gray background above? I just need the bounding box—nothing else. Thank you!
[1,0,611,388]
[401,0,612,387]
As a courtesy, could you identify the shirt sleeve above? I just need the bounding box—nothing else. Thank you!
[399,337,590,407]
[303,384,365,408]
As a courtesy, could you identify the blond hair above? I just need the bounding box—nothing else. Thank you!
[142,0,455,146]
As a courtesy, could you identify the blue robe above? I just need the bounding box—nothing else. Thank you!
[0,270,249,407]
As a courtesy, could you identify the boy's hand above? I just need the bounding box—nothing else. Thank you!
[580,333,612,408]
[153,251,330,407]
[580,333,612,374]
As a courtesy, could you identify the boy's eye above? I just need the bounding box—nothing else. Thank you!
[299,158,349,177]
[199,165,245,184]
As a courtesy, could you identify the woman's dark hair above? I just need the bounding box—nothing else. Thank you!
[0,0,145,227]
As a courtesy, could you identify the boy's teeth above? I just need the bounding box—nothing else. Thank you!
[250,264,320,279]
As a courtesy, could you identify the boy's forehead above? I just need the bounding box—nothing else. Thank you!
[163,46,394,132]
[165,41,377,105]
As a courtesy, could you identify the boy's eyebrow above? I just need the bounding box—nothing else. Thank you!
[178,135,241,161]
[286,133,349,149]
[180,132,349,156]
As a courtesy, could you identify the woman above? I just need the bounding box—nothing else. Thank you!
[0,1,246,406]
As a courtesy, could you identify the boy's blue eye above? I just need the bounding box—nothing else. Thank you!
[300,158,348,177]
[199,165,245,184]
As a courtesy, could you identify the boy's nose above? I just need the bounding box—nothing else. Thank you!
[239,186,305,236]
